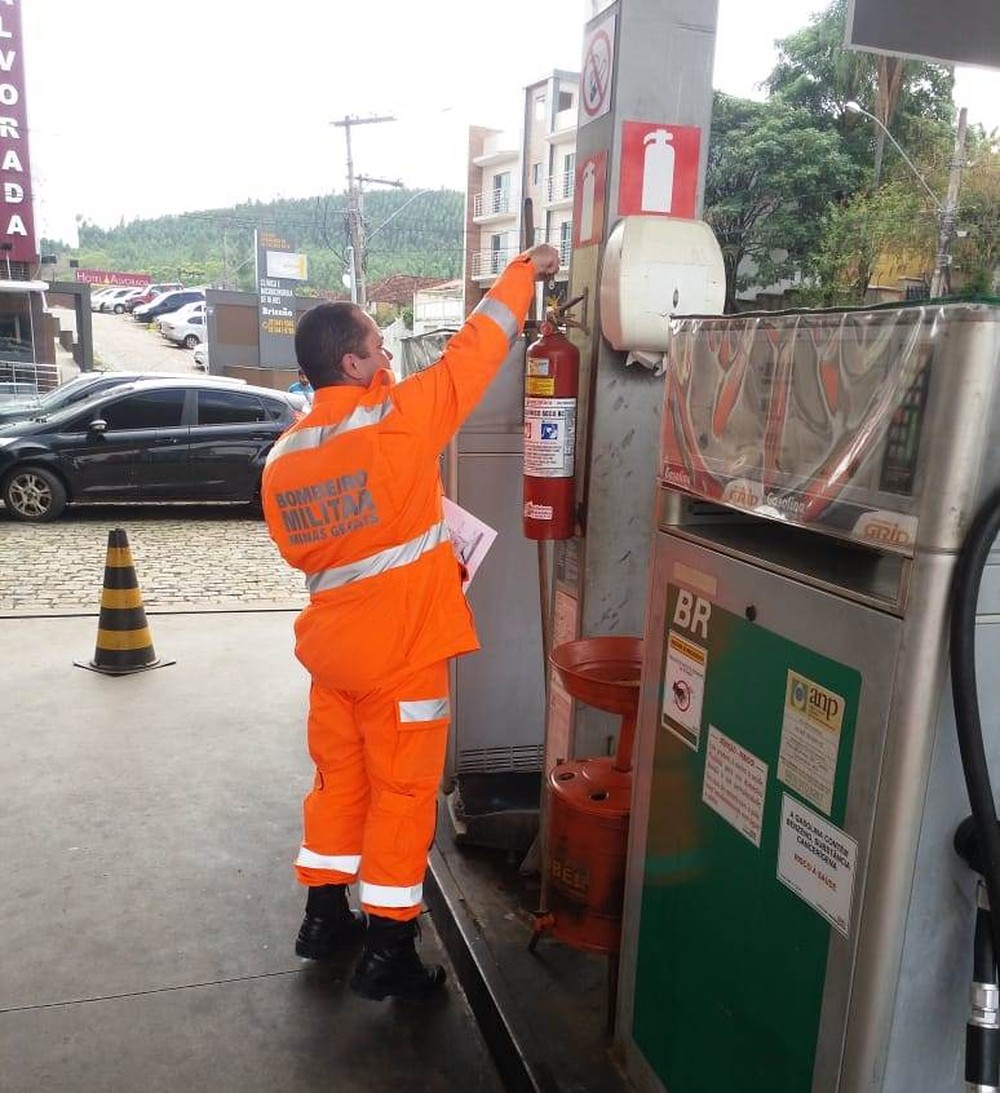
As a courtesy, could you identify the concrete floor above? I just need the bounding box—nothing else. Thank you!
[0,612,501,1093]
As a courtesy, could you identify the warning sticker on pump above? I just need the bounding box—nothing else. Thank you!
[777,794,857,937]
[662,630,706,750]
[702,726,768,847]
[777,670,844,815]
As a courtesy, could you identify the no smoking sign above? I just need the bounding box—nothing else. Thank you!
[579,12,616,125]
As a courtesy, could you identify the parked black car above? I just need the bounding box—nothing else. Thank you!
[133,290,205,323]
[0,378,300,521]
[0,370,246,427]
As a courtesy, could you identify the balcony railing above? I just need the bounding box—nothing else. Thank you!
[473,189,513,219]
[559,238,572,268]
[471,249,517,279]
[546,173,575,204]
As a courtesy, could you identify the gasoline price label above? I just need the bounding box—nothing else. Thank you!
[524,398,576,478]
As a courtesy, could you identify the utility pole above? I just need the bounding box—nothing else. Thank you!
[331,115,395,308]
[930,106,968,299]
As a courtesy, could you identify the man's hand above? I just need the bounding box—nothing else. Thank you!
[526,243,561,279]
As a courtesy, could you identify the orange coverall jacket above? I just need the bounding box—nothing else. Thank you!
[261,253,536,691]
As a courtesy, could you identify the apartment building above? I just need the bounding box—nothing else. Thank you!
[464,70,579,314]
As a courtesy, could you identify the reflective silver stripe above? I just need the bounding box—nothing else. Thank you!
[359,880,423,909]
[399,698,449,723]
[306,520,449,594]
[472,296,519,345]
[266,399,395,465]
[295,848,361,873]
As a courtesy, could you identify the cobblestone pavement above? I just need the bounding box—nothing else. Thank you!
[0,504,307,615]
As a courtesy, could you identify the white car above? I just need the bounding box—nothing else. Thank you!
[97,287,139,314]
[89,287,118,312]
[157,300,205,328]
[159,313,205,349]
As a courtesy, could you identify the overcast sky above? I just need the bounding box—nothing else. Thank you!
[21,0,1000,245]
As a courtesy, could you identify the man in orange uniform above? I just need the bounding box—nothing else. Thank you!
[262,243,560,1001]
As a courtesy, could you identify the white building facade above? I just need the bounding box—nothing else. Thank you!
[464,70,579,316]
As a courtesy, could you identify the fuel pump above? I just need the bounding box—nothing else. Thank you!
[616,300,1000,1093]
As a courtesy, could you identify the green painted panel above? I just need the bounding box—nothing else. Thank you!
[633,584,862,1092]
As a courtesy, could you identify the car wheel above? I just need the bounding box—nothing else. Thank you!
[183,334,200,350]
[114,303,125,314]
[2,466,67,521]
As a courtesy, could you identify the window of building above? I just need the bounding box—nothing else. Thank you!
[558,90,574,111]
[559,221,572,266]
[532,162,542,186]
[534,95,546,121]
[491,171,510,215]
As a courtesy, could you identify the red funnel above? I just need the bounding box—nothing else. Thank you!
[550,636,643,771]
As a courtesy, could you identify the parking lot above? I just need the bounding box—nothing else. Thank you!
[1,312,305,615]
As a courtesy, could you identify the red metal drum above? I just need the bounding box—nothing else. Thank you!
[540,636,643,953]
[546,756,631,954]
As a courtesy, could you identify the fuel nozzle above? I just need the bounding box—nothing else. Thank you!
[968,880,1000,1092]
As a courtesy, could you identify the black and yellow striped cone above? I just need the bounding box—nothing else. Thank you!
[74,528,175,676]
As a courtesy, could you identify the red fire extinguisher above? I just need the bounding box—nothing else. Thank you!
[523,319,579,540]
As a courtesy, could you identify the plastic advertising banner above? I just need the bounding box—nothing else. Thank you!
[658,307,947,554]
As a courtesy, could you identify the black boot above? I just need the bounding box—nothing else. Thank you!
[349,914,447,1001]
[295,884,364,960]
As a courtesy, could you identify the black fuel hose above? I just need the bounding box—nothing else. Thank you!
[951,487,1000,984]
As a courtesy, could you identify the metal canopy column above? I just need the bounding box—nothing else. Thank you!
[552,0,719,761]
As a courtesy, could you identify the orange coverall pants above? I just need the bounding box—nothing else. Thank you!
[294,659,450,922]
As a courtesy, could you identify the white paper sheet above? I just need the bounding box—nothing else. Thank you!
[442,497,498,589]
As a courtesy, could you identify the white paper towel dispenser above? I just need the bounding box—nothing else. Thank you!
[599,217,725,353]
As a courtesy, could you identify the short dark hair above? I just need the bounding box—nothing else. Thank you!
[294,303,369,388]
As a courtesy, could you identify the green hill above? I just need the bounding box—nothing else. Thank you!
[52,189,465,294]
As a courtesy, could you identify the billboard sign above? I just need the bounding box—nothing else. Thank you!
[0,0,36,264]
[74,269,151,288]
[255,230,302,368]
[846,0,1000,68]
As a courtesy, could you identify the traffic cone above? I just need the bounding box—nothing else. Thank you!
[75,528,174,675]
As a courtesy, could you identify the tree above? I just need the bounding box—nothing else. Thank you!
[803,180,935,306]
[765,0,954,180]
[952,128,1000,292]
[704,93,859,311]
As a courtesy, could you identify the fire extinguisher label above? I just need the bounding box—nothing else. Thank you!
[526,376,556,396]
[524,397,577,477]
